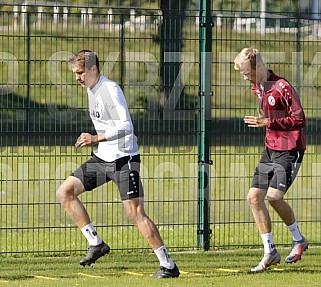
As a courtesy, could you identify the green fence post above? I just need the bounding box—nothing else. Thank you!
[197,0,212,250]
[26,11,31,132]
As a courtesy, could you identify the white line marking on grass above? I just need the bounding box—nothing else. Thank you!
[34,276,58,280]
[0,280,9,283]
[77,273,104,278]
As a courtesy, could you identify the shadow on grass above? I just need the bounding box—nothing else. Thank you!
[1,92,321,148]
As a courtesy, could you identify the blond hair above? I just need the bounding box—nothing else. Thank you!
[68,49,100,72]
[234,47,264,71]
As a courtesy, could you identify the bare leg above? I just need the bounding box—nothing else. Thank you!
[247,187,271,234]
[123,197,164,250]
[267,187,295,226]
[56,176,90,228]
[123,197,179,274]
[247,187,281,272]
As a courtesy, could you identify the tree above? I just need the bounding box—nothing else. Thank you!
[158,0,188,109]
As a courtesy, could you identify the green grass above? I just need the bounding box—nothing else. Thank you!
[1,248,321,287]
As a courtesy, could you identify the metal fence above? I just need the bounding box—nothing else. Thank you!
[1,2,321,256]
[211,10,321,249]
[0,2,202,255]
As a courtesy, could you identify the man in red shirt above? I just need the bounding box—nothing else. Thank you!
[234,47,308,272]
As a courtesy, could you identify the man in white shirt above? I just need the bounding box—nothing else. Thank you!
[56,50,179,278]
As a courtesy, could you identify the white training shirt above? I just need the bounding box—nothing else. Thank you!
[87,75,139,161]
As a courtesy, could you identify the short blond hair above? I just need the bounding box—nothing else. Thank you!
[68,49,100,72]
[234,47,264,71]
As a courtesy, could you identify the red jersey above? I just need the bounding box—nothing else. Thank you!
[252,70,306,151]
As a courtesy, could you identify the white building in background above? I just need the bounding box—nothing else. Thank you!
[7,2,157,32]
[232,0,321,36]
[5,1,321,35]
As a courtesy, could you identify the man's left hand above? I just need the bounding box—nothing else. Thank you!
[243,116,267,128]
[75,133,98,147]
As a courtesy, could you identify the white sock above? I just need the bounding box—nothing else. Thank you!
[287,221,303,241]
[154,246,175,269]
[261,232,276,254]
[80,223,102,246]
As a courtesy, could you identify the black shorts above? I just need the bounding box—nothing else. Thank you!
[71,154,144,201]
[251,147,304,193]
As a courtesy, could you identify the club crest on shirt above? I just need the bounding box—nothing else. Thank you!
[268,95,275,106]
[95,101,101,118]
[91,109,101,118]
[91,99,102,119]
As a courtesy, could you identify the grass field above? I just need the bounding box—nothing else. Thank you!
[1,248,321,287]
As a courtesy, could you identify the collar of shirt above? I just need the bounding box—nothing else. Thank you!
[88,75,103,94]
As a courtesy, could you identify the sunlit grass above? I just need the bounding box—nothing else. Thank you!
[1,249,321,287]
